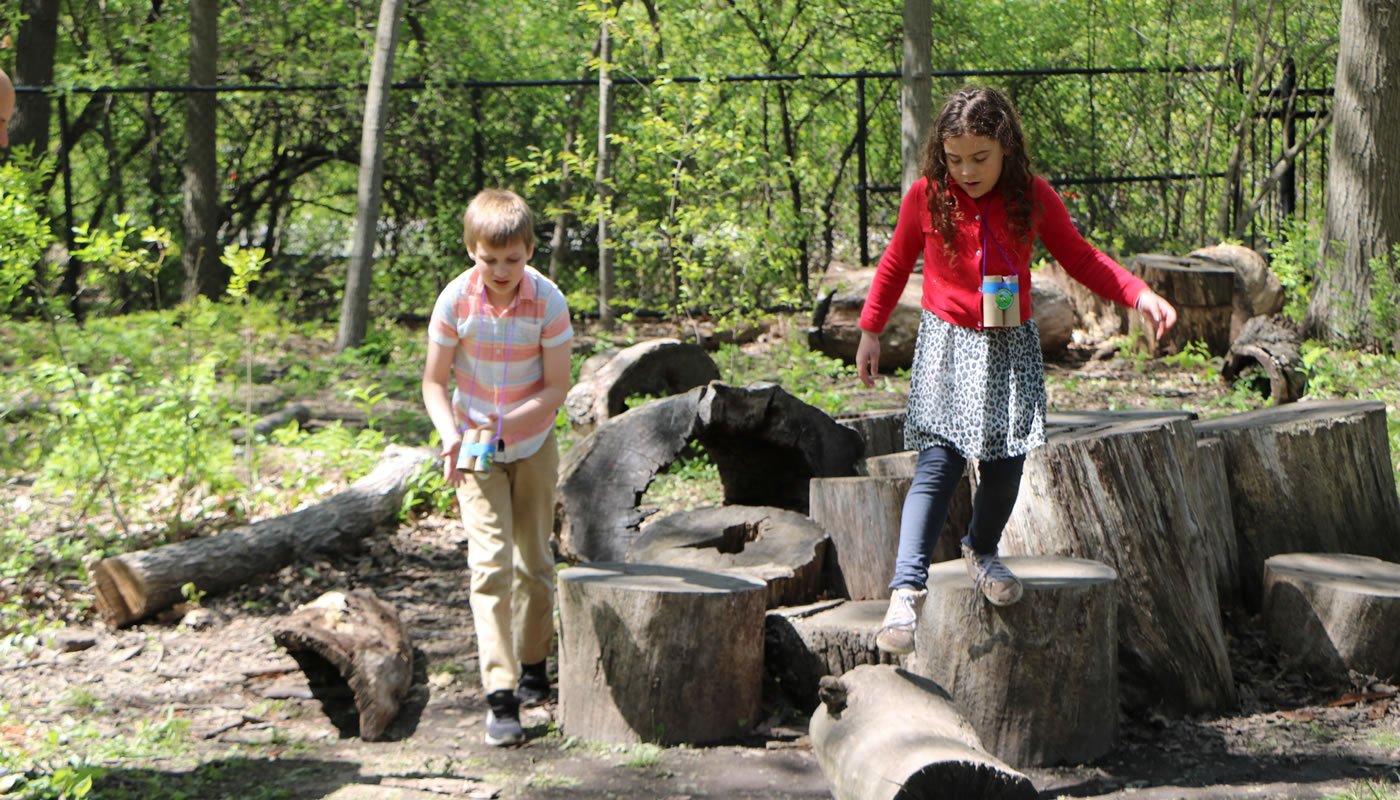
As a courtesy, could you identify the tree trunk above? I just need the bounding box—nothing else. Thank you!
[10,0,59,159]
[809,664,1038,800]
[900,0,933,194]
[998,414,1237,713]
[765,600,907,713]
[181,0,222,302]
[336,0,405,352]
[809,476,910,601]
[91,445,432,627]
[272,590,413,741]
[557,562,766,744]
[915,556,1119,767]
[563,338,719,434]
[1262,553,1400,679]
[595,14,617,331]
[1306,0,1400,344]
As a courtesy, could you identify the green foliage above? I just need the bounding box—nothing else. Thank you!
[1161,340,1220,381]
[1367,243,1400,349]
[0,157,54,311]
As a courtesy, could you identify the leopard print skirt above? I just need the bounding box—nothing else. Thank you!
[903,310,1047,461]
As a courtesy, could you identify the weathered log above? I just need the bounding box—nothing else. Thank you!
[1219,314,1307,404]
[1193,399,1400,610]
[1127,253,1236,356]
[998,414,1236,713]
[564,338,720,434]
[1262,553,1400,678]
[810,476,911,601]
[809,664,1038,800]
[915,556,1119,767]
[1196,436,1242,610]
[557,381,862,563]
[837,409,906,460]
[231,403,312,443]
[556,562,766,744]
[271,590,413,741]
[765,600,906,712]
[627,505,828,608]
[863,449,918,478]
[92,445,433,627]
[1186,244,1285,344]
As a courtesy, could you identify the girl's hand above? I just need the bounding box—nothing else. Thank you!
[1136,289,1178,341]
[856,329,882,388]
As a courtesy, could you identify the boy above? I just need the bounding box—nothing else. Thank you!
[422,188,573,746]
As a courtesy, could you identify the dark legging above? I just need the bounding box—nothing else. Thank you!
[889,444,1025,590]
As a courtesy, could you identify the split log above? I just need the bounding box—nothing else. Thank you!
[557,562,766,745]
[915,556,1119,767]
[1127,253,1236,356]
[998,414,1236,713]
[765,600,906,713]
[557,382,862,563]
[1219,315,1307,404]
[231,403,312,443]
[1262,553,1400,678]
[1186,243,1285,344]
[92,445,433,627]
[627,505,828,608]
[809,476,911,601]
[809,664,1038,800]
[837,409,906,460]
[1193,399,1400,610]
[271,590,413,741]
[563,338,720,434]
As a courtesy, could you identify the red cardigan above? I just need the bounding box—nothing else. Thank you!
[859,176,1149,333]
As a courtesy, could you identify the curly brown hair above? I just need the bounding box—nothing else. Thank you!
[920,86,1035,252]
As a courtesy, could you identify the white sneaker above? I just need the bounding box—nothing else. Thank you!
[875,587,927,655]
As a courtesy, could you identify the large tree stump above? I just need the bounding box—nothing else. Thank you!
[557,562,767,745]
[1262,553,1400,679]
[765,600,906,712]
[1193,399,1400,610]
[998,414,1236,713]
[1186,244,1285,344]
[557,381,862,563]
[271,590,413,741]
[837,409,906,460]
[1128,253,1236,356]
[809,664,1037,800]
[915,557,1119,767]
[627,506,827,608]
[809,476,911,601]
[1196,436,1242,610]
[92,445,433,627]
[1219,314,1308,404]
[564,338,720,435]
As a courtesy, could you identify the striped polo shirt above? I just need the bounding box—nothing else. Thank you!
[428,265,573,462]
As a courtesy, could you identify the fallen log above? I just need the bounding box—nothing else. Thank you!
[563,338,720,434]
[765,600,905,713]
[809,664,1037,800]
[271,590,413,741]
[1219,315,1307,404]
[231,403,312,443]
[1262,553,1400,679]
[92,444,433,627]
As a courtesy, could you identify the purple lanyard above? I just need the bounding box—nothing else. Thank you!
[978,201,1017,280]
[462,285,517,444]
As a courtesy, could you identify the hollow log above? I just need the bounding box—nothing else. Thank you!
[765,600,906,713]
[271,590,413,741]
[92,445,433,627]
[1219,314,1307,404]
[627,505,828,608]
[556,562,767,745]
[564,338,720,434]
[809,476,911,601]
[1193,399,1400,610]
[809,664,1038,800]
[998,414,1236,713]
[1127,253,1235,356]
[556,382,862,563]
[1262,553,1400,679]
[915,556,1119,767]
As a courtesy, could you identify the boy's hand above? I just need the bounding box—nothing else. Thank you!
[856,329,882,388]
[440,434,465,487]
[1135,289,1178,341]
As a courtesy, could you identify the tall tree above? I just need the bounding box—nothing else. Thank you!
[336,0,405,352]
[1306,0,1400,343]
[181,0,221,301]
[595,7,617,331]
[901,0,932,194]
[9,0,59,161]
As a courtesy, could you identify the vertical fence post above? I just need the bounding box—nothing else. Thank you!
[857,74,869,267]
[1279,57,1296,220]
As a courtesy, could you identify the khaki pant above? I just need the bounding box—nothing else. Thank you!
[455,432,558,693]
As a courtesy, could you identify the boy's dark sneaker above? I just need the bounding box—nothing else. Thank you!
[484,689,524,746]
[517,660,551,706]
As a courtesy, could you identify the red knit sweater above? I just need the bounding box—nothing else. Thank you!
[859,176,1149,333]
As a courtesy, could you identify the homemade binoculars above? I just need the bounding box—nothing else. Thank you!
[981,274,1022,328]
[456,428,502,473]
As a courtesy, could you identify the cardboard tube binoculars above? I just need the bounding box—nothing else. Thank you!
[981,274,1021,328]
[456,428,502,473]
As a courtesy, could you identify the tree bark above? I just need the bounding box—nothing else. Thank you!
[1219,314,1307,404]
[810,476,910,601]
[336,0,405,352]
[181,0,223,301]
[900,0,933,194]
[557,562,766,744]
[92,445,432,627]
[838,409,906,461]
[809,664,1038,800]
[1262,552,1400,679]
[1127,254,1236,356]
[595,12,617,331]
[1306,0,1400,344]
[9,0,60,159]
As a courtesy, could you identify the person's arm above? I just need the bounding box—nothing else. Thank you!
[857,182,927,387]
[499,342,570,439]
[422,340,466,487]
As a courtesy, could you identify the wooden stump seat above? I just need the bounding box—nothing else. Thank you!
[765,600,906,712]
[915,556,1119,768]
[1127,253,1236,356]
[1262,553,1400,679]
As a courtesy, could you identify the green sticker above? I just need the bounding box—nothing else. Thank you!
[995,287,1014,310]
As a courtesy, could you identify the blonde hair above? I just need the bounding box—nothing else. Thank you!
[462,189,535,252]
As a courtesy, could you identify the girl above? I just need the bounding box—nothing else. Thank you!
[857,87,1176,655]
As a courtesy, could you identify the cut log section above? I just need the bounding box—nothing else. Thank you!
[915,556,1119,767]
[563,338,720,434]
[627,505,827,608]
[271,590,413,741]
[1127,253,1235,356]
[1219,314,1307,404]
[809,664,1038,800]
[557,382,862,563]
[1193,399,1400,610]
[765,600,906,712]
[557,562,767,745]
[1262,553,1400,679]
[837,409,906,460]
[998,414,1236,713]
[92,445,433,627]
[809,476,910,601]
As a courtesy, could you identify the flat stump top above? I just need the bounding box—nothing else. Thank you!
[926,555,1118,591]
[558,561,767,594]
[1265,553,1400,597]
